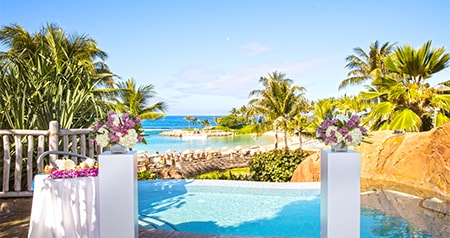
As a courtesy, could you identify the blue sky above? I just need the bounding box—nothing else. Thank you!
[1,0,449,116]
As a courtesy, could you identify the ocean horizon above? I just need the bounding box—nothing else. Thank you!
[134,116,273,155]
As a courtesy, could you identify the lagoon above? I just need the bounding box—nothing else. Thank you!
[133,116,273,154]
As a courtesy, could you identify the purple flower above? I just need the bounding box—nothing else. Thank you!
[316,113,368,146]
[49,168,99,179]
[91,111,146,147]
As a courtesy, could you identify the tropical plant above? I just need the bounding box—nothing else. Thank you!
[339,41,396,90]
[361,40,450,131]
[107,78,166,120]
[0,23,110,129]
[201,119,211,128]
[287,115,310,152]
[184,116,193,129]
[248,71,307,150]
[190,117,199,128]
[249,149,308,182]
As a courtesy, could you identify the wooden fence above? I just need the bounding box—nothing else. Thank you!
[0,121,101,198]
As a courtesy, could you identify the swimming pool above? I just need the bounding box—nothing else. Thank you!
[138,180,449,237]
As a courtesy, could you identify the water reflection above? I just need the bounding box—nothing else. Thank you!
[361,179,450,237]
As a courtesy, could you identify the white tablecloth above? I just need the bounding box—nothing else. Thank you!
[28,174,99,238]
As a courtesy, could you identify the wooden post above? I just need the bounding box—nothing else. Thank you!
[2,135,11,193]
[27,135,34,191]
[48,121,59,163]
[14,135,22,192]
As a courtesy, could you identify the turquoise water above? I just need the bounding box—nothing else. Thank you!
[133,116,273,154]
[138,180,437,237]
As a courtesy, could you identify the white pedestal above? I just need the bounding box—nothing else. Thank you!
[99,151,138,238]
[320,149,360,238]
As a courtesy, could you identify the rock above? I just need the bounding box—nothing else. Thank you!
[290,151,320,182]
[291,122,450,198]
[158,167,183,179]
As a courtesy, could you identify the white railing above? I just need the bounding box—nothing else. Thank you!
[0,121,101,198]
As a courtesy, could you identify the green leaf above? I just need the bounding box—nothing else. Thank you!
[389,109,422,131]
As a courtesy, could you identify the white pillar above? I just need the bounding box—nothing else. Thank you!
[320,149,360,238]
[99,151,138,238]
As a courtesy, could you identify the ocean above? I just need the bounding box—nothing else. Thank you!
[133,116,273,154]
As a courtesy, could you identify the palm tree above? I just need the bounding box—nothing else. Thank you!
[339,41,396,90]
[110,78,167,120]
[361,40,450,131]
[0,23,109,129]
[184,116,193,129]
[192,117,200,129]
[248,71,307,150]
[201,119,211,128]
[288,115,309,152]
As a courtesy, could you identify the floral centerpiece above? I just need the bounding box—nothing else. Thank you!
[49,167,99,179]
[316,113,368,151]
[44,159,99,179]
[92,112,146,152]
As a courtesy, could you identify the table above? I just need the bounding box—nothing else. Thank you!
[28,174,99,238]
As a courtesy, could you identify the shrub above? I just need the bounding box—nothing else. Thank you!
[249,149,308,182]
[195,167,252,180]
[137,170,156,180]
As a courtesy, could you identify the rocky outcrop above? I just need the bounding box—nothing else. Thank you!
[291,122,450,198]
[290,151,320,182]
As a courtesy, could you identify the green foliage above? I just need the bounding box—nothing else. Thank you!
[109,78,167,120]
[217,115,248,129]
[195,167,251,180]
[235,124,258,134]
[137,170,157,180]
[0,23,110,129]
[249,149,308,182]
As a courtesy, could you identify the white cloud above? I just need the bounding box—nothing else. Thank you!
[158,56,333,114]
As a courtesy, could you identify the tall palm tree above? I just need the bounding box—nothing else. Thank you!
[110,78,167,120]
[184,116,193,129]
[201,119,211,128]
[0,23,109,129]
[339,41,396,90]
[192,117,200,129]
[361,40,450,131]
[249,71,307,150]
[288,115,309,152]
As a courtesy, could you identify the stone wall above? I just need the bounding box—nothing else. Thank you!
[291,122,450,198]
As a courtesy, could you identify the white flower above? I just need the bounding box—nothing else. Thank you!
[335,114,349,123]
[112,113,121,126]
[348,128,363,146]
[334,131,344,146]
[98,125,109,134]
[95,133,110,147]
[325,126,337,137]
[92,112,145,148]
[119,129,139,148]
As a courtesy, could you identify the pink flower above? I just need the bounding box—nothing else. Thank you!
[91,112,146,148]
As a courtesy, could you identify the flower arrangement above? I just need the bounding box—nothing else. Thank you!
[92,112,145,148]
[44,158,99,179]
[316,113,368,149]
[48,167,99,179]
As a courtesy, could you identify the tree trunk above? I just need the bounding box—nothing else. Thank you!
[274,128,278,149]
[299,131,303,152]
[283,128,288,151]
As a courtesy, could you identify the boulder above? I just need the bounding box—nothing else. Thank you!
[291,122,450,198]
[290,151,320,182]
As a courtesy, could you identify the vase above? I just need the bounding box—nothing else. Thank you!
[331,143,348,152]
[110,144,129,154]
